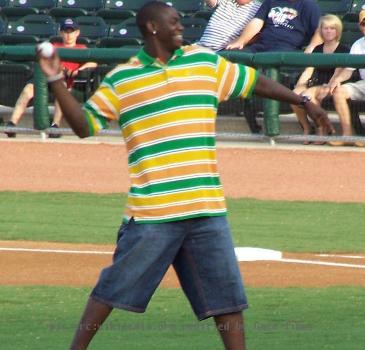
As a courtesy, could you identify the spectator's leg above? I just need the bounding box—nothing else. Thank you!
[311,86,329,145]
[350,101,365,136]
[291,86,314,143]
[291,104,312,138]
[214,312,246,350]
[332,85,352,136]
[9,83,34,125]
[47,100,62,138]
[52,100,62,127]
[329,85,353,146]
[5,83,34,137]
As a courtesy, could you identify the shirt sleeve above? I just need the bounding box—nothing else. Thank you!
[344,40,363,71]
[83,75,122,136]
[350,40,362,54]
[216,55,259,102]
[254,0,270,20]
[303,2,321,43]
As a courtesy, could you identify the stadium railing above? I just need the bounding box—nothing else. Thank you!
[1,46,365,143]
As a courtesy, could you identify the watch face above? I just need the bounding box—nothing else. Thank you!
[301,95,311,105]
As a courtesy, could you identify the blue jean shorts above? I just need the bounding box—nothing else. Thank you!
[91,216,248,320]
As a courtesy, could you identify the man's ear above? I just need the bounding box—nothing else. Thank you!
[75,29,81,37]
[146,21,158,35]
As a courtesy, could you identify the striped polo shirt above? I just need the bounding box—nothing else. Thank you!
[84,45,258,223]
[198,0,262,51]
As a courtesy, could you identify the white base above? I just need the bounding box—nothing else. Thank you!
[234,247,282,262]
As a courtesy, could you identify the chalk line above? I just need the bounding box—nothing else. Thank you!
[1,246,365,269]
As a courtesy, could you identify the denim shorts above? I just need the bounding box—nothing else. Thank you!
[91,216,248,320]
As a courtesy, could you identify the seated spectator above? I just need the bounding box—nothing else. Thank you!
[198,0,261,51]
[225,0,322,134]
[5,18,97,138]
[291,14,349,144]
[328,9,365,147]
[226,0,321,53]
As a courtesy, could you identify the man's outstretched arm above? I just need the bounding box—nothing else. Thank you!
[253,74,334,134]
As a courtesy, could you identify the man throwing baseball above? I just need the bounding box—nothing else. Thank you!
[37,2,332,349]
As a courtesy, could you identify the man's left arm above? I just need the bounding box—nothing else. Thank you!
[79,62,97,71]
[304,28,322,53]
[253,74,334,134]
[69,62,97,78]
[303,1,322,53]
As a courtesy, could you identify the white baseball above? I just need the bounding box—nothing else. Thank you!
[38,42,55,58]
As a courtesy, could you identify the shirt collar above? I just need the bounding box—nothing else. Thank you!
[137,47,184,67]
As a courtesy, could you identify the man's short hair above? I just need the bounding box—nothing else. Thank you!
[136,1,172,36]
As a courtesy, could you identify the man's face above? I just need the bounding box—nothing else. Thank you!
[60,28,80,46]
[154,7,184,51]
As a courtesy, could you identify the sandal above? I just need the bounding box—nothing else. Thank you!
[313,126,325,145]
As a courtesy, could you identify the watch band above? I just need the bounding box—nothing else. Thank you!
[299,94,311,106]
[47,72,64,83]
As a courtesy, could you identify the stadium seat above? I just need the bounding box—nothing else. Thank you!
[101,0,150,15]
[50,0,104,19]
[163,0,204,17]
[180,17,207,44]
[0,0,8,7]
[3,0,57,12]
[192,9,213,21]
[0,17,6,35]
[351,0,364,13]
[71,67,98,102]
[2,1,58,23]
[1,14,58,44]
[342,12,360,32]
[97,0,137,25]
[317,0,352,15]
[99,17,143,47]
[0,62,34,107]
[341,30,363,47]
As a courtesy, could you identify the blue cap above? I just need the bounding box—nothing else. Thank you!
[60,18,79,31]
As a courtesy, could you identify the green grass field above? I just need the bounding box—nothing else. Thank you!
[1,191,364,252]
[1,191,364,349]
[0,286,364,350]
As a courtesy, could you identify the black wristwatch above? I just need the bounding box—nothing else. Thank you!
[299,94,311,106]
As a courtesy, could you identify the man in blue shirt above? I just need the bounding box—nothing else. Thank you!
[226,0,321,134]
[226,0,321,52]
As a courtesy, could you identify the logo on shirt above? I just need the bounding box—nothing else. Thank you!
[268,7,298,29]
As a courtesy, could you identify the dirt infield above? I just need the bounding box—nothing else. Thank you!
[1,240,365,288]
[1,140,365,288]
